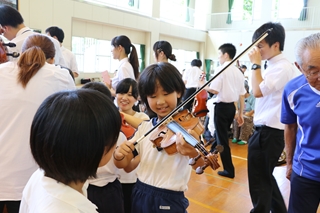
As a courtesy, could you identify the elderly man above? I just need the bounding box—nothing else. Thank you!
[281,33,320,213]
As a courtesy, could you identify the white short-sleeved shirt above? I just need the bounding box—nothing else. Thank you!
[131,118,192,191]
[7,27,66,66]
[88,132,127,187]
[209,61,246,103]
[0,62,75,200]
[118,112,150,183]
[61,46,79,75]
[111,57,135,89]
[19,169,97,213]
[182,66,203,88]
[254,53,297,129]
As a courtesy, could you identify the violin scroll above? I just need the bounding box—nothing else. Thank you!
[195,145,223,175]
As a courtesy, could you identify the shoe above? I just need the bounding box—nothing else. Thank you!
[232,138,238,143]
[218,170,234,178]
[237,140,247,145]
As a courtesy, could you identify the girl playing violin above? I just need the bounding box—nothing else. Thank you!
[114,62,208,213]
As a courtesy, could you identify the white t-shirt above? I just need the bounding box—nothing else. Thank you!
[111,57,135,89]
[7,27,66,66]
[61,46,79,75]
[131,118,192,191]
[254,53,297,129]
[19,169,97,213]
[209,61,246,103]
[0,61,75,200]
[88,132,127,187]
[182,66,203,88]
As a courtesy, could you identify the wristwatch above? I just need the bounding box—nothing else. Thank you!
[251,64,261,70]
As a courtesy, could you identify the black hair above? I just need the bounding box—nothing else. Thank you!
[153,41,176,61]
[116,78,138,99]
[30,89,121,184]
[82,82,112,99]
[252,22,285,51]
[0,5,24,28]
[45,26,65,43]
[218,43,236,59]
[138,63,185,113]
[191,59,202,67]
[111,35,139,80]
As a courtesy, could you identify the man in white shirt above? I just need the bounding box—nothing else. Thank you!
[0,5,66,66]
[247,22,296,213]
[205,43,245,179]
[46,26,79,78]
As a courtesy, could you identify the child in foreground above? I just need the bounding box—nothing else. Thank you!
[114,63,217,212]
[19,89,121,213]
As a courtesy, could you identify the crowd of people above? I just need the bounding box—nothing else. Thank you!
[1,4,320,213]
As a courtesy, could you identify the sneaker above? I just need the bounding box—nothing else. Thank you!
[237,140,247,145]
[232,138,238,143]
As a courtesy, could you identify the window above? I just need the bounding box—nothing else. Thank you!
[72,36,141,73]
[79,0,153,16]
[231,0,262,21]
[272,0,303,19]
[170,49,198,74]
[160,0,188,24]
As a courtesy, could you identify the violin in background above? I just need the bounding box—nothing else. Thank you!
[0,39,20,64]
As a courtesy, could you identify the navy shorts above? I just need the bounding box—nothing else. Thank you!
[131,179,189,213]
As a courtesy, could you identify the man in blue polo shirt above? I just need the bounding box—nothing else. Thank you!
[281,33,320,213]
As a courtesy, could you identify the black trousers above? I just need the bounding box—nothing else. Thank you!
[88,179,124,213]
[289,171,320,213]
[213,102,235,176]
[247,126,287,213]
[182,87,197,112]
[0,201,20,213]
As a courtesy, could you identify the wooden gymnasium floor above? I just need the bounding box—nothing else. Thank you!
[185,140,320,213]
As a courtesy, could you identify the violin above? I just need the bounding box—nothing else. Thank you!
[0,40,20,64]
[133,28,272,174]
[149,109,222,172]
[120,113,136,139]
[192,72,209,117]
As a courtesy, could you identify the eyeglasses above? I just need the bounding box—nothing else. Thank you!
[306,70,320,80]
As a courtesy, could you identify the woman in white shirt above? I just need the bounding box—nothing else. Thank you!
[110,35,139,92]
[0,34,75,213]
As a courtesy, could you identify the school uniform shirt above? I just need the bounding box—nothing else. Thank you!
[254,53,296,129]
[209,61,246,103]
[19,169,97,213]
[281,74,320,182]
[61,46,79,75]
[7,26,66,66]
[118,112,150,184]
[111,57,135,89]
[88,132,127,187]
[131,118,192,191]
[182,66,203,88]
[0,61,75,200]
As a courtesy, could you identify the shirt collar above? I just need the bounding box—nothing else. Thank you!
[267,53,284,67]
[118,57,129,68]
[16,27,32,37]
[41,170,97,212]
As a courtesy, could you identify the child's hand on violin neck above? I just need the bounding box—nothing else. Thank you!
[175,130,198,158]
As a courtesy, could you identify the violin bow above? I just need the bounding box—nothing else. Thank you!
[134,28,272,144]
